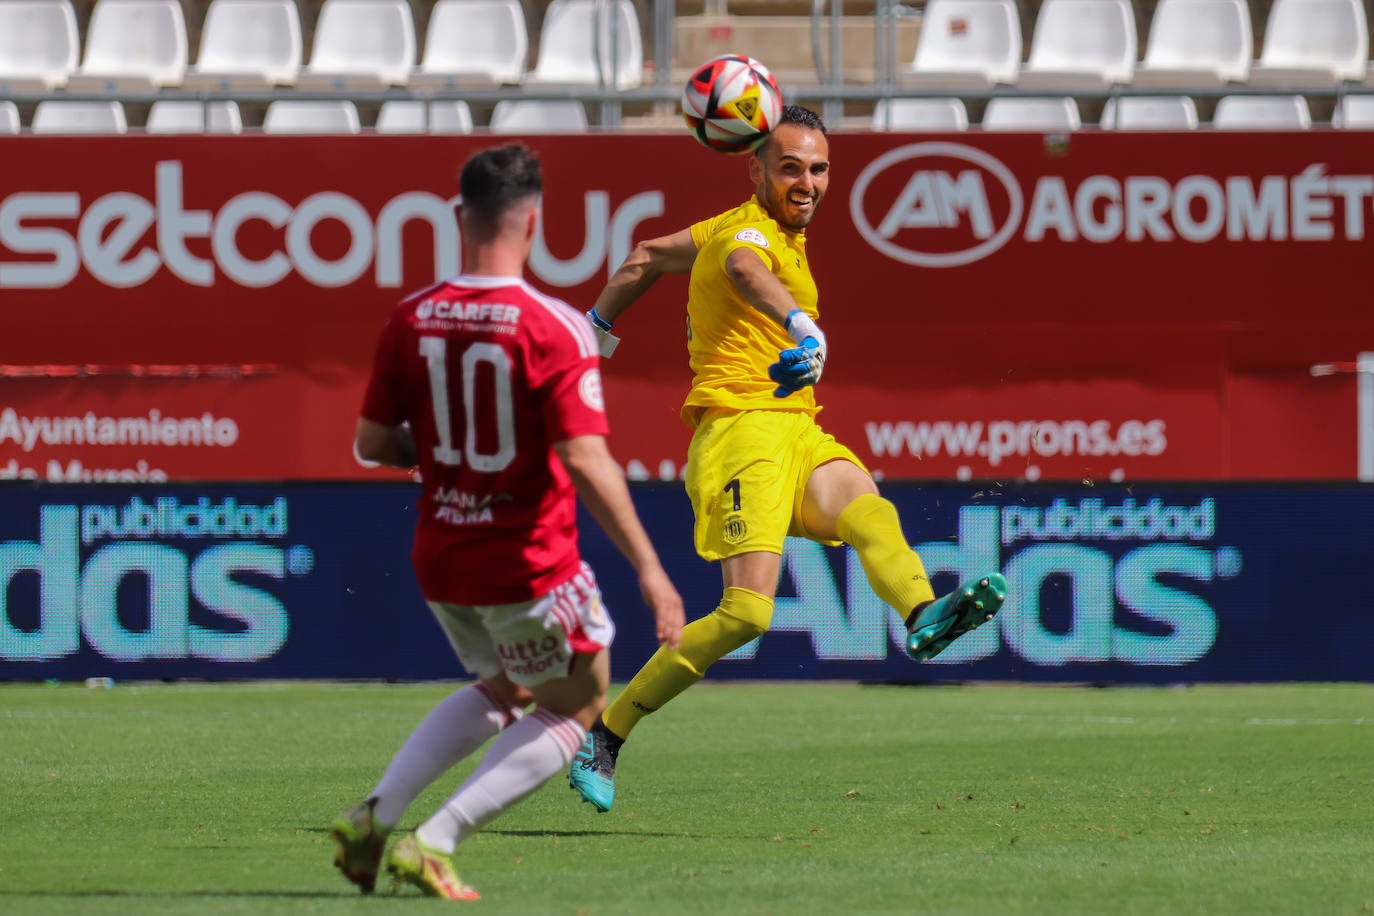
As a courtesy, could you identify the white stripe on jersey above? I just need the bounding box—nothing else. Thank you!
[520,282,598,360]
[450,274,523,288]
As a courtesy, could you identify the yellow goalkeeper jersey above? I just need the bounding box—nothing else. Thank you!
[682,197,820,426]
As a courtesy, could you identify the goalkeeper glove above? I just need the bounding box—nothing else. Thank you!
[586,307,621,358]
[769,309,826,397]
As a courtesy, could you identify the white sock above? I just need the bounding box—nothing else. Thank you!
[370,682,522,829]
[415,708,586,854]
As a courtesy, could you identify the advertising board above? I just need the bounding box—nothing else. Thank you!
[2,133,1372,480]
[3,482,1368,683]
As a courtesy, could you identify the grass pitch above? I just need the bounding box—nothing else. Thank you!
[0,681,1370,915]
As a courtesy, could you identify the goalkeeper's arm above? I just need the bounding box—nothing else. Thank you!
[586,228,698,357]
[723,249,827,397]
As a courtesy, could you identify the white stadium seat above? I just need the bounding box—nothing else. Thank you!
[489,99,588,133]
[375,100,475,134]
[261,99,362,134]
[1018,0,1136,89]
[412,0,527,87]
[1249,0,1367,84]
[31,99,128,133]
[1133,0,1252,87]
[297,0,416,89]
[0,101,20,133]
[183,0,303,89]
[982,96,1082,131]
[1211,94,1312,128]
[1100,95,1199,129]
[525,0,642,88]
[1332,95,1374,127]
[0,0,80,92]
[900,0,1022,88]
[67,0,188,90]
[871,98,970,131]
[145,100,243,133]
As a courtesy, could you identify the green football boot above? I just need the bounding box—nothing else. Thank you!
[906,573,1007,661]
[386,833,480,900]
[329,799,389,894]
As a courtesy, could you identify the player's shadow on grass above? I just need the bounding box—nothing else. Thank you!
[0,891,372,899]
[487,828,763,839]
[298,825,770,840]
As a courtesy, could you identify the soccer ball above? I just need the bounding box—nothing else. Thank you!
[681,54,783,154]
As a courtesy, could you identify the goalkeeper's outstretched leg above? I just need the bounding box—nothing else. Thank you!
[808,461,1007,661]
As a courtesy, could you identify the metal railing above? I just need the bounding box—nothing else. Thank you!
[2,3,1370,130]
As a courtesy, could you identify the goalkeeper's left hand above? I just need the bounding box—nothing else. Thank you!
[769,309,827,397]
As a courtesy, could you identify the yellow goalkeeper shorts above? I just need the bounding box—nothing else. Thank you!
[685,408,867,561]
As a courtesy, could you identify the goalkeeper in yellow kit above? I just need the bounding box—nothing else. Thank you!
[569,105,1007,812]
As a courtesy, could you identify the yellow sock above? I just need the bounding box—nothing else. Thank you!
[602,587,773,739]
[836,493,936,618]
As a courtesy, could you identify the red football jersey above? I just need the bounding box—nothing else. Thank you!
[361,274,607,605]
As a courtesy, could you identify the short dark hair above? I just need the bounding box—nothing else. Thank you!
[778,104,827,135]
[459,144,542,231]
[754,105,828,159]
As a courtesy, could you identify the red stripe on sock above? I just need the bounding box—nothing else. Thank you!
[531,709,584,756]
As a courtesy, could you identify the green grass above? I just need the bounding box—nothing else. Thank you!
[1,682,1371,915]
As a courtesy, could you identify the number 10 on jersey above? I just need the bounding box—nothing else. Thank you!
[420,335,517,472]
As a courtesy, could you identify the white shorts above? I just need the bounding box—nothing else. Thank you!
[426,563,615,688]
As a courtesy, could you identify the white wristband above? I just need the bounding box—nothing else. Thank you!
[592,325,621,358]
[783,309,825,350]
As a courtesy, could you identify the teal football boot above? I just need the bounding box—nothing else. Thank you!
[568,721,621,813]
[906,574,1007,661]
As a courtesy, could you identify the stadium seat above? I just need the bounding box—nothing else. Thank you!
[1018,0,1137,89]
[145,100,244,133]
[982,96,1082,130]
[261,99,362,133]
[1249,0,1367,84]
[900,0,1021,88]
[30,99,128,133]
[1099,95,1199,129]
[66,0,188,90]
[1132,0,1252,86]
[871,97,969,130]
[1211,94,1312,128]
[489,99,588,132]
[297,0,416,89]
[0,0,80,92]
[411,0,527,87]
[525,0,642,89]
[1332,94,1374,127]
[0,101,19,133]
[375,100,475,133]
[182,0,303,89]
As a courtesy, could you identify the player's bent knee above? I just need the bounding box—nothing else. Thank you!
[478,674,531,711]
[715,586,774,641]
[672,588,775,672]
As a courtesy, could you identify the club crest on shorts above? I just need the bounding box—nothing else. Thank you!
[723,516,748,543]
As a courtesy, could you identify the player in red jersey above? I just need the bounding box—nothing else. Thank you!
[329,144,684,900]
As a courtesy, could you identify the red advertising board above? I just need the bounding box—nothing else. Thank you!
[0,132,1370,481]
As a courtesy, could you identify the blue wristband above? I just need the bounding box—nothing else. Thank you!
[588,307,614,332]
[783,308,802,332]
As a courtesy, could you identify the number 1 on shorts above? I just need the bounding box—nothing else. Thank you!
[724,477,741,511]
